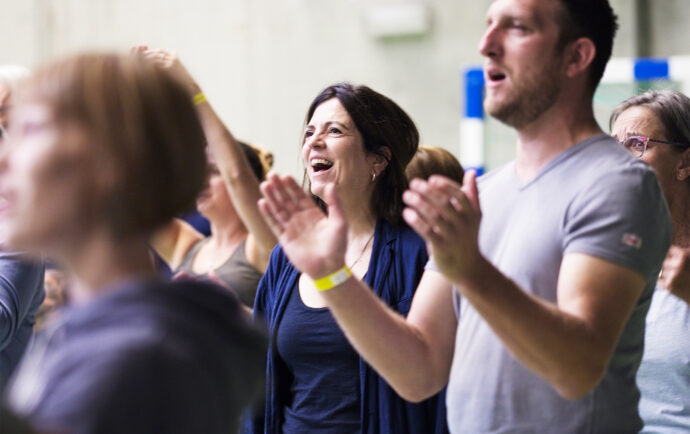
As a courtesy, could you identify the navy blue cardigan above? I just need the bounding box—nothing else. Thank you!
[247,220,448,434]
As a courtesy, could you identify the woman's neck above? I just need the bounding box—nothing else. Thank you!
[207,216,248,250]
[60,230,157,303]
[334,187,377,238]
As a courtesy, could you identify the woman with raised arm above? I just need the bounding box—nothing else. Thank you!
[139,48,277,308]
[247,83,448,434]
[0,53,266,433]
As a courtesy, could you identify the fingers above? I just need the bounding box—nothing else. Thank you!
[172,270,194,281]
[259,175,292,228]
[130,45,148,55]
[402,207,444,246]
[461,170,480,213]
[403,176,475,236]
[261,173,302,216]
[258,173,321,235]
[659,245,690,292]
[257,197,284,237]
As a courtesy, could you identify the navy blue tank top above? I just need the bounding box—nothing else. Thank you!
[275,284,360,433]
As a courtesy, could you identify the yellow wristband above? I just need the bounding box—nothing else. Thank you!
[192,92,207,105]
[313,265,352,291]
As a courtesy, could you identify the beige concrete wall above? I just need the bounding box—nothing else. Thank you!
[0,0,679,173]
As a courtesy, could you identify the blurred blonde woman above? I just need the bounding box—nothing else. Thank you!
[1,53,266,433]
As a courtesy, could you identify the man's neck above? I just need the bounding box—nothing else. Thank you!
[513,96,603,182]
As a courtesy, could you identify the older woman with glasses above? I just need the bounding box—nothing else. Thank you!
[611,89,690,432]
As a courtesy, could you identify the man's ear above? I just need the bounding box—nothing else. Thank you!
[369,146,391,176]
[676,148,690,181]
[565,37,596,80]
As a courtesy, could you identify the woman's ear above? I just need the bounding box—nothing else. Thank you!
[676,149,690,181]
[369,146,391,177]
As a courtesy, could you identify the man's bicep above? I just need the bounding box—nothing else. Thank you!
[406,269,458,380]
[558,253,646,350]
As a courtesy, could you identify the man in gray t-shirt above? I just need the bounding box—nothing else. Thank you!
[254,0,672,432]
[442,134,669,432]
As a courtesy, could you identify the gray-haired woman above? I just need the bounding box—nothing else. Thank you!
[611,89,690,432]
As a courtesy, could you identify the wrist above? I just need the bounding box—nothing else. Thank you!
[452,254,493,289]
[188,82,202,96]
[311,262,351,292]
[192,91,207,106]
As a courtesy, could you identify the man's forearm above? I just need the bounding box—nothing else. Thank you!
[453,254,643,399]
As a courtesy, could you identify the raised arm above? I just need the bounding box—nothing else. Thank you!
[258,173,458,401]
[138,47,277,272]
[402,171,648,399]
[150,219,204,271]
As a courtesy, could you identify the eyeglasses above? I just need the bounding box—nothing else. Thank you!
[619,135,688,158]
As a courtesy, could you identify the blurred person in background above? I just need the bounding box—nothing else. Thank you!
[1,53,266,433]
[0,65,31,137]
[611,89,690,432]
[405,145,464,184]
[33,263,69,331]
[139,47,277,309]
[0,65,46,391]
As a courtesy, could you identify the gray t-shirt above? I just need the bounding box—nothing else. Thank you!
[443,134,671,433]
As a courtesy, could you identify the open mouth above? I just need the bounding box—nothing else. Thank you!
[310,158,334,173]
[487,70,506,83]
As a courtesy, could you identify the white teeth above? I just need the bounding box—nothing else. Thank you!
[310,158,333,167]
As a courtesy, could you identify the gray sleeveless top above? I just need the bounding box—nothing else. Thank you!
[176,238,262,308]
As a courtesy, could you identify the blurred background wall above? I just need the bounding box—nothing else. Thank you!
[0,0,685,175]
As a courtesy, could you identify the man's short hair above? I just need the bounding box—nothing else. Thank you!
[555,0,618,92]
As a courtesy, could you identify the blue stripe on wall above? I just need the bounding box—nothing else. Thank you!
[634,58,669,81]
[464,67,484,119]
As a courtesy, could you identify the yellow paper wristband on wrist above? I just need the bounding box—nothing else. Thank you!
[313,265,352,291]
[192,92,207,105]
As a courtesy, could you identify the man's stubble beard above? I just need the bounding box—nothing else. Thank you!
[485,60,563,129]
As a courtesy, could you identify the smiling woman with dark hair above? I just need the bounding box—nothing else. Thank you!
[246,83,448,434]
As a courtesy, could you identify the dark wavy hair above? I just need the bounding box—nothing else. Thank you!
[303,83,419,226]
[555,0,618,93]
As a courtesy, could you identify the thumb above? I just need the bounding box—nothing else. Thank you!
[462,169,480,212]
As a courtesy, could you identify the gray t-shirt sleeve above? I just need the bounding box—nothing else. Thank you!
[563,165,671,279]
